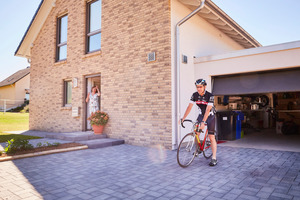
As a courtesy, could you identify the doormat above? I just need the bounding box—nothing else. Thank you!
[217,140,227,144]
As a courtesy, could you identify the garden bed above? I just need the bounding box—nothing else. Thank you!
[0,143,87,160]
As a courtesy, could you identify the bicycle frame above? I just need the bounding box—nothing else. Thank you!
[195,129,209,151]
[181,119,211,152]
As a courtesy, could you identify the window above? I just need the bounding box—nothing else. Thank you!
[86,0,102,53]
[56,15,68,61]
[64,80,72,106]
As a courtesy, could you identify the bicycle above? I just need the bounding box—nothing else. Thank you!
[177,119,217,168]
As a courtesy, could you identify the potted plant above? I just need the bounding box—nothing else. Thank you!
[88,111,109,134]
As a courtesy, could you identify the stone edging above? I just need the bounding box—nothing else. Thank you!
[0,145,88,162]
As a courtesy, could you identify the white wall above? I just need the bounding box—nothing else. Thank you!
[194,41,300,88]
[171,0,245,143]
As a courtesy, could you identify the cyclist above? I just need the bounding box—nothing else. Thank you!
[181,79,217,166]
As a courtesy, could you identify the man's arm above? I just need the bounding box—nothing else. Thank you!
[202,105,212,123]
[180,103,193,123]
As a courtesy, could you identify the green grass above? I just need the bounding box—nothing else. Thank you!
[0,112,41,143]
[0,112,29,131]
[0,133,41,143]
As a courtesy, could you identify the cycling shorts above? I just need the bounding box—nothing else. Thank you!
[197,114,215,135]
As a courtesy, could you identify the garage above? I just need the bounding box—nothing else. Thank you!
[212,68,300,151]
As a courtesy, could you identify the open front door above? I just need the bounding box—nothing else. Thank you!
[85,75,101,130]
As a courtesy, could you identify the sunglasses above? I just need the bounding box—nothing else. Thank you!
[196,86,204,89]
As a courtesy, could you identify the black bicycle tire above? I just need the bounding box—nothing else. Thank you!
[203,132,217,159]
[177,133,197,168]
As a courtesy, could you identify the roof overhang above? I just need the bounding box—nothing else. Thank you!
[178,0,262,48]
[15,0,56,58]
[16,0,261,59]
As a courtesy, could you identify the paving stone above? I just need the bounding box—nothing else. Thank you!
[238,194,260,200]
[230,188,244,195]
[271,192,293,199]
[76,193,93,200]
[179,189,196,196]
[66,189,81,195]
[146,191,163,198]
[1,145,300,200]
[129,192,146,199]
[223,193,239,200]
[256,191,271,199]
[260,186,275,193]
[242,190,258,196]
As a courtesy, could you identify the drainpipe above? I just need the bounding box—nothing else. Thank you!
[174,0,205,149]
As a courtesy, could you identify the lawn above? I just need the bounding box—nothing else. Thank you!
[0,133,41,143]
[0,112,41,143]
[0,112,29,131]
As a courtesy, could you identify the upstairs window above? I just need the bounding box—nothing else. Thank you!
[86,0,102,53]
[56,15,68,61]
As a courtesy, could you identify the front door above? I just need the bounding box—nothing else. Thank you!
[85,75,101,130]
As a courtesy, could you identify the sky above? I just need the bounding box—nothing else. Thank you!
[0,0,300,82]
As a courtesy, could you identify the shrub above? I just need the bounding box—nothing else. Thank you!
[9,101,29,113]
[36,142,42,147]
[20,105,29,113]
[5,138,34,154]
[52,142,60,147]
[36,141,60,148]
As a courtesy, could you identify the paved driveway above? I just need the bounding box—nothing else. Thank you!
[0,145,299,200]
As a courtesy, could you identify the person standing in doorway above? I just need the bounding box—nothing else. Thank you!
[86,85,101,115]
[180,79,218,166]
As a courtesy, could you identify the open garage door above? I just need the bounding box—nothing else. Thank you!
[212,68,300,152]
[212,68,300,95]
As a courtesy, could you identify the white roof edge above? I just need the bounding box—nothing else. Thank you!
[15,0,56,58]
[194,40,300,64]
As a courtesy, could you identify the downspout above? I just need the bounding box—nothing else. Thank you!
[174,0,205,149]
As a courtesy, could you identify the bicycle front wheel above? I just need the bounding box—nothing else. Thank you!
[177,133,197,168]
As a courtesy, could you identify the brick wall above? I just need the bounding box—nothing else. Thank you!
[29,0,172,148]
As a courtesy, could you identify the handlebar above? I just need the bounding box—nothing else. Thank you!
[180,119,193,128]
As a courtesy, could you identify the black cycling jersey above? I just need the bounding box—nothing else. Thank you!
[190,91,214,115]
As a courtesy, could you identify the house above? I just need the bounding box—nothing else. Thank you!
[15,0,300,149]
[0,67,30,111]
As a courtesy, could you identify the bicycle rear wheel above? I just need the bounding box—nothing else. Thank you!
[177,133,197,167]
[203,133,213,159]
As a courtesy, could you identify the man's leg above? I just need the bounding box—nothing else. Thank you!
[207,116,217,166]
[209,134,217,159]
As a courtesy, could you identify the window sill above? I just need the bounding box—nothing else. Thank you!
[61,106,72,110]
[83,50,102,59]
[54,59,67,66]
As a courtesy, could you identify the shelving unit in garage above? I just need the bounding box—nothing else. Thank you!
[274,92,300,134]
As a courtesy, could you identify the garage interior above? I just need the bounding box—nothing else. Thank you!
[212,68,300,152]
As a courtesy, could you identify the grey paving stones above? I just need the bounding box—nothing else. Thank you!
[0,145,300,200]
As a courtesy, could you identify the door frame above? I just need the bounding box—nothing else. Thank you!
[84,73,101,131]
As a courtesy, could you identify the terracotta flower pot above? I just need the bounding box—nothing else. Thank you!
[92,124,104,134]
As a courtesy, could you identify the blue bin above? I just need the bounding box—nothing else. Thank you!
[235,111,244,139]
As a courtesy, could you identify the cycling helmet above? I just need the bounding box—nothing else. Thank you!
[195,79,207,86]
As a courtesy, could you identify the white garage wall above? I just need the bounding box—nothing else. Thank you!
[171,0,245,141]
[194,41,300,88]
